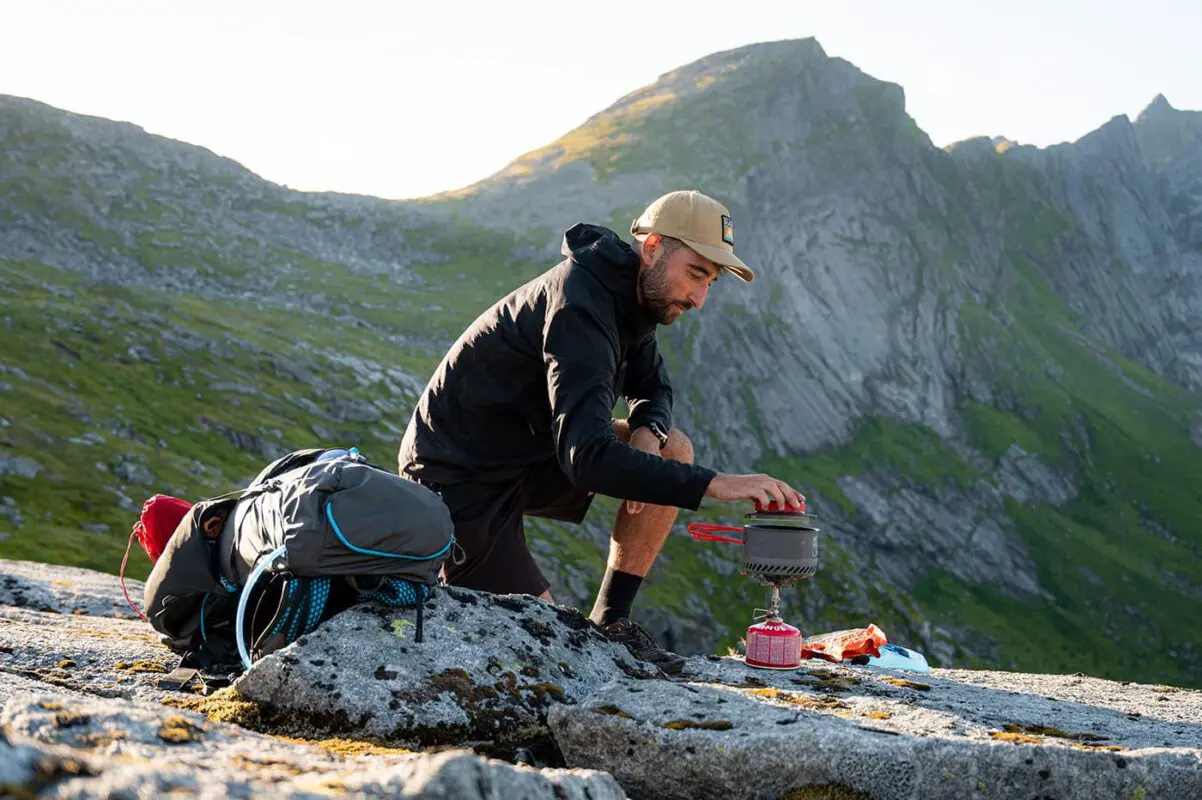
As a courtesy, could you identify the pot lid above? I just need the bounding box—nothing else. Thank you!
[744,510,820,530]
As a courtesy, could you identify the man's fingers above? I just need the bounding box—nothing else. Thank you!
[753,480,801,510]
[778,482,802,508]
[626,499,645,514]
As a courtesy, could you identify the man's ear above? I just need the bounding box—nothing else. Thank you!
[639,233,661,267]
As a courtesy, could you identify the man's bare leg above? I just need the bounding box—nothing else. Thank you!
[539,422,692,615]
[587,420,694,631]
[607,419,694,576]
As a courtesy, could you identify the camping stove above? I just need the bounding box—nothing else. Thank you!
[687,501,821,670]
[746,584,803,669]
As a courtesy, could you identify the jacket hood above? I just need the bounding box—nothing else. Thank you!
[560,223,656,333]
[560,223,639,273]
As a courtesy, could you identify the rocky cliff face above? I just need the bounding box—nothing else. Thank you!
[989,104,1202,392]
[1,38,1200,689]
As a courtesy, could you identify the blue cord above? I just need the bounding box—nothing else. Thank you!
[199,594,209,642]
[325,502,453,561]
[236,544,288,671]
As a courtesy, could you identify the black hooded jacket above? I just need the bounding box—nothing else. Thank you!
[397,223,718,510]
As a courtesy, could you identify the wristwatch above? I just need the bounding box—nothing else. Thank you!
[646,421,669,450]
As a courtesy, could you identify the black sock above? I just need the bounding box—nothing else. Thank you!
[589,568,643,626]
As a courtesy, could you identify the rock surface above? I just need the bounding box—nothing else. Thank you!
[0,559,146,618]
[4,558,1202,798]
[234,585,656,759]
[0,560,627,798]
[553,658,1202,800]
[0,690,624,799]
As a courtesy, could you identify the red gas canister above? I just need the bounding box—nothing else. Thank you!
[745,616,803,670]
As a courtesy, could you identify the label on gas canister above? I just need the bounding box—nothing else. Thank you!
[747,623,801,668]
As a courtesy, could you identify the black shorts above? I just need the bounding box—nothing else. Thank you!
[406,460,595,597]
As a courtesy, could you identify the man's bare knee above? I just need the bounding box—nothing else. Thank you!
[613,420,693,463]
[663,428,694,464]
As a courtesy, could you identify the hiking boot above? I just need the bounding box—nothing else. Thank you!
[599,618,687,676]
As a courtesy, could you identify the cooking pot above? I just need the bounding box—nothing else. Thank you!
[687,502,819,583]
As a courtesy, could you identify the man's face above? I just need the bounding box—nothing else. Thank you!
[637,236,722,325]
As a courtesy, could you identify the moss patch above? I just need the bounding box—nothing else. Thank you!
[303,738,414,758]
[157,714,205,744]
[77,730,128,748]
[750,687,850,711]
[881,677,930,691]
[1003,723,1109,742]
[795,669,862,693]
[163,687,361,741]
[1071,743,1127,752]
[661,719,734,731]
[52,710,90,729]
[990,730,1043,745]
[225,753,305,774]
[114,660,168,673]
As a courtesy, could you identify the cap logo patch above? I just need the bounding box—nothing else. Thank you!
[721,215,734,246]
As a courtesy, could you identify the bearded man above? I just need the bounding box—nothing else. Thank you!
[398,190,804,674]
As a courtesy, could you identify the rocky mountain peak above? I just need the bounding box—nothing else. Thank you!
[1136,92,1177,123]
[434,36,917,236]
[1132,92,1202,178]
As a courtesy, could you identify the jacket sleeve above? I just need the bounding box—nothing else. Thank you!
[622,333,674,435]
[543,303,715,509]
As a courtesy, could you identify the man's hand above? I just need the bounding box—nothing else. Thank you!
[623,426,662,514]
[705,473,805,510]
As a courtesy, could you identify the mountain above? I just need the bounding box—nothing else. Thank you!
[2,37,1200,688]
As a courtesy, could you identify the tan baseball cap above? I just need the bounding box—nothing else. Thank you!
[630,190,755,282]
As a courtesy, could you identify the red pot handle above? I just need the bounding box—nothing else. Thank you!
[687,523,745,544]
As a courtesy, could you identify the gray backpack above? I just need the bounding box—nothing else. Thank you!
[142,447,456,675]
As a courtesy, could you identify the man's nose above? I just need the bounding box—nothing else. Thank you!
[688,284,708,310]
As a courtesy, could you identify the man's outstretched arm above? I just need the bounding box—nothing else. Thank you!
[543,304,805,511]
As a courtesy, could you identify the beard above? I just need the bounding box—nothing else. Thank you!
[637,252,688,325]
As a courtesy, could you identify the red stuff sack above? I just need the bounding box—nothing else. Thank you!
[120,494,194,620]
[132,494,194,563]
[801,623,888,663]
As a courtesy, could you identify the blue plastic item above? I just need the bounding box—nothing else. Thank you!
[855,643,931,673]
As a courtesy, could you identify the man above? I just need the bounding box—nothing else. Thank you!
[398,189,805,675]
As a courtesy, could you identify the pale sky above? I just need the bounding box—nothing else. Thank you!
[2,0,1198,200]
